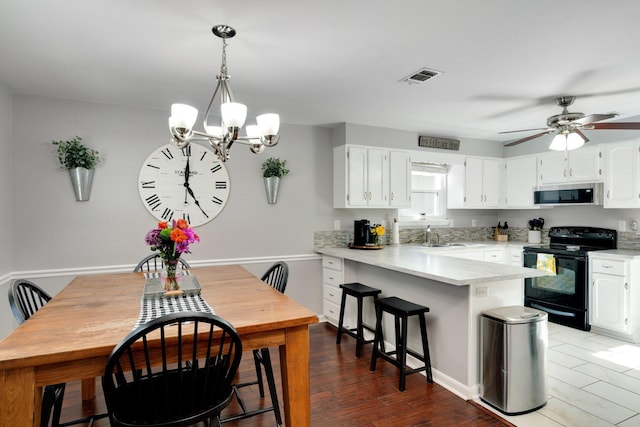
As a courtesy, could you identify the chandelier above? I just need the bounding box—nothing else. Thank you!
[168,25,280,162]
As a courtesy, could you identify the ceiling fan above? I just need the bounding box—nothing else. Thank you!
[502,96,640,147]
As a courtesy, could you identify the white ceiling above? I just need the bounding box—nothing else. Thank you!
[3,0,640,149]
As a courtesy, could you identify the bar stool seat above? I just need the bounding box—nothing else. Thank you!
[370,296,433,391]
[336,282,382,357]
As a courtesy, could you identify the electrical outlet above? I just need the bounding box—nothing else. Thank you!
[619,221,627,232]
[631,220,639,232]
[476,286,488,297]
[333,219,341,231]
[471,219,477,227]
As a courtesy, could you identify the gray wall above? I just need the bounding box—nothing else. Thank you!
[0,83,11,277]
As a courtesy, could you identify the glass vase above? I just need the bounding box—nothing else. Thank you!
[161,259,183,292]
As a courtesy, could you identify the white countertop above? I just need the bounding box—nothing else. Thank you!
[589,249,640,260]
[315,244,546,286]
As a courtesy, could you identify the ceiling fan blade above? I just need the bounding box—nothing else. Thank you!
[574,113,618,125]
[574,129,590,143]
[588,122,640,130]
[504,130,555,147]
[499,127,550,134]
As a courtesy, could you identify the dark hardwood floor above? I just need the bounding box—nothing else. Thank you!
[59,322,512,426]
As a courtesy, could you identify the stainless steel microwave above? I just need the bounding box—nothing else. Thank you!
[533,183,603,206]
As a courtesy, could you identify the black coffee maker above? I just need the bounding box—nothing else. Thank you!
[353,219,374,246]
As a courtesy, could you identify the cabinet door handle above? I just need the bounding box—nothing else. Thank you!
[569,168,573,177]
[625,282,629,290]
[564,169,567,177]
[328,276,334,280]
[602,264,613,269]
[607,190,610,199]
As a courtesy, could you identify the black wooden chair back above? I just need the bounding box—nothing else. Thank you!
[8,279,52,325]
[133,254,190,273]
[102,312,242,427]
[261,261,289,294]
[8,280,69,427]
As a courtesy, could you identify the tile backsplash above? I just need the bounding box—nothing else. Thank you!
[314,227,640,250]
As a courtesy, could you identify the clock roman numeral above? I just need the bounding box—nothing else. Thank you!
[181,146,191,157]
[146,163,160,169]
[211,164,222,174]
[200,151,208,161]
[161,147,174,160]
[161,208,174,220]
[141,180,155,189]
[182,213,191,223]
[215,181,227,189]
[145,194,161,211]
[212,196,224,205]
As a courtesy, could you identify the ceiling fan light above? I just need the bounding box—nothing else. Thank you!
[549,134,567,151]
[566,132,585,150]
[170,104,198,130]
[221,102,247,128]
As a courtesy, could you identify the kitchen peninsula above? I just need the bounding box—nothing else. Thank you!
[315,244,547,399]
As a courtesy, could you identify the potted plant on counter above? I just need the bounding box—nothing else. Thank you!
[262,157,290,204]
[52,136,101,201]
[527,218,545,244]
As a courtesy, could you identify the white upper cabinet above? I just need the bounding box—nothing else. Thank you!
[538,146,602,185]
[604,139,640,208]
[463,157,501,208]
[389,150,412,208]
[503,155,537,208]
[333,145,410,209]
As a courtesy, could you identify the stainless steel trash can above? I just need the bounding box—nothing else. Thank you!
[480,306,548,415]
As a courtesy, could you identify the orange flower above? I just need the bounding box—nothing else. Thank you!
[158,221,168,229]
[170,228,187,243]
[175,218,189,229]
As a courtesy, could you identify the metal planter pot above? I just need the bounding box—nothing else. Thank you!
[68,167,94,201]
[264,176,281,204]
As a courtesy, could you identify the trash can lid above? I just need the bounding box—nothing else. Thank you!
[481,305,548,324]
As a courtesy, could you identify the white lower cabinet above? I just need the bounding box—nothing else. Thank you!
[590,254,640,342]
[322,255,344,326]
[507,246,524,266]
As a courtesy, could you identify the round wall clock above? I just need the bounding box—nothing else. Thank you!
[138,143,230,227]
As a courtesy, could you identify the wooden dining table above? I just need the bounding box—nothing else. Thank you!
[0,265,319,426]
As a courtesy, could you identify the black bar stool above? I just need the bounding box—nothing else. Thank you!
[370,296,433,391]
[336,282,382,357]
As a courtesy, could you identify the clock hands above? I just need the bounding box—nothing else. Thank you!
[183,158,191,204]
[183,158,209,218]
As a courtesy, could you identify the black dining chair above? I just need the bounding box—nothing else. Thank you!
[102,312,242,427]
[8,279,107,427]
[223,261,288,425]
[133,253,190,273]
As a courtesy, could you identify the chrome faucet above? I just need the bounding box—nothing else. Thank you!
[426,224,431,245]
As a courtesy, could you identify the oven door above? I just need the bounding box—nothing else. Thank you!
[523,250,589,329]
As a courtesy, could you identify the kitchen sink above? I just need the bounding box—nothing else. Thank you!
[424,243,466,248]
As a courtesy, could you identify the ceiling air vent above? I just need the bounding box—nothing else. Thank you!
[400,68,442,84]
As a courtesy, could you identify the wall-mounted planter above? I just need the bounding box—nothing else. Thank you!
[68,167,94,201]
[264,177,280,204]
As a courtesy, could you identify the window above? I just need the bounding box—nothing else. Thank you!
[398,162,448,224]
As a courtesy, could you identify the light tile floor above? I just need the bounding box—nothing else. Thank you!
[477,322,640,426]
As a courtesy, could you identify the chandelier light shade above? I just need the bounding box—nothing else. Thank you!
[168,25,280,162]
[549,130,586,151]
